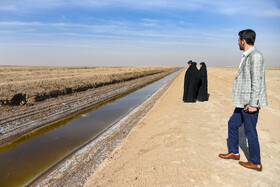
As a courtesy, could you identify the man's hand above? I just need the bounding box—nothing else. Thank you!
[244,105,258,113]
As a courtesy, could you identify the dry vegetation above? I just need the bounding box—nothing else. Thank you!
[0,66,181,106]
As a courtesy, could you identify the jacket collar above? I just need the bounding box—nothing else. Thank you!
[235,47,256,78]
[243,47,255,57]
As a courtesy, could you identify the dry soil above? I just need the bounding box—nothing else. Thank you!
[84,67,280,187]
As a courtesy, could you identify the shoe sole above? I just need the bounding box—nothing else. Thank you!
[231,157,240,160]
[219,156,240,160]
[239,164,262,171]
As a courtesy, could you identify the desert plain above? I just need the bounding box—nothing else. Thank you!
[84,66,280,186]
[0,66,279,186]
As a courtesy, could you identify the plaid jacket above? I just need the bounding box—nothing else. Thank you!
[232,48,268,108]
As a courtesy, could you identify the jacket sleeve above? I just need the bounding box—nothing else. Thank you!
[249,52,264,107]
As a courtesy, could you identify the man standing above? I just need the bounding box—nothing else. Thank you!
[219,29,268,171]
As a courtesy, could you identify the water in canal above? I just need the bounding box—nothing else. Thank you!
[0,71,180,186]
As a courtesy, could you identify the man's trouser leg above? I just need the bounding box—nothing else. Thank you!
[241,109,261,164]
[228,108,243,154]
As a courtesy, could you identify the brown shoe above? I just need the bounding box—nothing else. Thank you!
[239,161,262,171]
[219,152,240,160]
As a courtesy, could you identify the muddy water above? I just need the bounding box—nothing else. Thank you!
[0,71,180,186]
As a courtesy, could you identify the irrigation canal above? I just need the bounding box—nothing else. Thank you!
[0,70,180,186]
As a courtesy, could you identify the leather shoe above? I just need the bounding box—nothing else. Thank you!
[218,152,240,160]
[239,161,262,171]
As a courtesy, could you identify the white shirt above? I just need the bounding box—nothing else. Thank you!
[239,47,255,69]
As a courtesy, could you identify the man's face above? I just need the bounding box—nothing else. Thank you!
[238,37,245,51]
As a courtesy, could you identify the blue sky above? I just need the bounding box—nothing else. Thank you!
[0,0,279,66]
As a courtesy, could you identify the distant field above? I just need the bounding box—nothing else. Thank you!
[0,66,181,106]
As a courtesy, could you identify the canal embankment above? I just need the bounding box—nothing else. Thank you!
[0,67,181,145]
[0,68,182,186]
[27,69,181,187]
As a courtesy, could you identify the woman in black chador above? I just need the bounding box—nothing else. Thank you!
[197,62,209,101]
[183,61,199,102]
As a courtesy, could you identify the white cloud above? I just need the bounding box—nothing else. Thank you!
[0,5,17,11]
[0,21,43,26]
[213,0,280,16]
[140,19,160,27]
[1,0,280,17]
[0,18,235,45]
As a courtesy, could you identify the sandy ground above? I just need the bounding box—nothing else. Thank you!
[84,67,280,186]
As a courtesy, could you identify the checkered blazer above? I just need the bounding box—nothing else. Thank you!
[232,48,268,108]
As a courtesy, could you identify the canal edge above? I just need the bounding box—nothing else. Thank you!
[26,70,182,187]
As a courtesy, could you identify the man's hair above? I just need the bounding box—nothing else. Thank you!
[188,60,192,65]
[238,29,256,45]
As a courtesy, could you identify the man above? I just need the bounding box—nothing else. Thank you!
[183,60,199,102]
[219,29,268,171]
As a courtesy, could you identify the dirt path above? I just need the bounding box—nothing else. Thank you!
[84,67,280,186]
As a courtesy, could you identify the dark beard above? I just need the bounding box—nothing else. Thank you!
[239,44,244,50]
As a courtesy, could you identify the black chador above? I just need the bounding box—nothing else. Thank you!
[183,62,199,102]
[197,62,209,101]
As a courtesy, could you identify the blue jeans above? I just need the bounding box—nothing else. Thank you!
[228,107,261,164]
